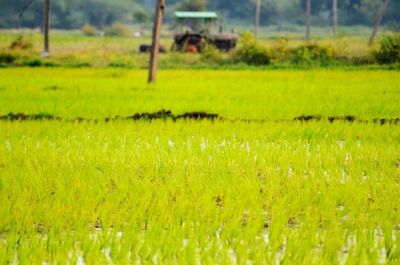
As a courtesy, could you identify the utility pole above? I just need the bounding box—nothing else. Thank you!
[305,0,311,41]
[42,0,50,57]
[369,0,389,46]
[255,0,261,38]
[332,0,338,37]
[148,0,165,83]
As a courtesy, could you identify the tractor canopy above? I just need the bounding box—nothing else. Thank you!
[174,11,219,33]
[174,11,218,20]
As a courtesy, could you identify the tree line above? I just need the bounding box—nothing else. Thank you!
[0,0,398,30]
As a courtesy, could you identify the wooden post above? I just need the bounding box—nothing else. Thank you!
[255,0,261,38]
[305,0,311,41]
[43,0,50,57]
[369,0,389,46]
[148,0,165,83]
[332,0,338,37]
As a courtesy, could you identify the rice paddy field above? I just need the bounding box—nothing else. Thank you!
[1,68,400,264]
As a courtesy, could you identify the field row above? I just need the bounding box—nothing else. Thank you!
[0,68,399,120]
[0,121,399,264]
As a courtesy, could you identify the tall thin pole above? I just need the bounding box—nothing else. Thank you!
[305,0,311,41]
[148,0,165,83]
[332,0,338,37]
[255,0,261,38]
[43,0,50,57]
[369,0,389,46]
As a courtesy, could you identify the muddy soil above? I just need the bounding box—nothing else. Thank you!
[294,115,399,125]
[0,111,398,125]
[0,110,221,123]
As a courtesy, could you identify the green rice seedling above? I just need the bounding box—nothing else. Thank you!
[0,68,399,120]
[0,120,399,264]
[0,67,399,264]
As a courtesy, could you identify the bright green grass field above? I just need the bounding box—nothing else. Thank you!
[0,68,399,119]
[0,68,400,264]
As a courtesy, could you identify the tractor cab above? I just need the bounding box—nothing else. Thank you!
[172,11,238,53]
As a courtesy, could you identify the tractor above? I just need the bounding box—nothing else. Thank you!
[172,11,239,53]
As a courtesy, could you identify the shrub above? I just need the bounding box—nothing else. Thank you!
[81,24,97,36]
[270,38,290,63]
[201,44,222,63]
[374,33,400,64]
[232,32,271,66]
[104,23,129,37]
[9,36,33,50]
[0,53,18,65]
[22,59,44,67]
[292,44,334,66]
[350,56,375,66]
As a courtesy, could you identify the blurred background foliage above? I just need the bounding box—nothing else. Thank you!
[0,0,399,30]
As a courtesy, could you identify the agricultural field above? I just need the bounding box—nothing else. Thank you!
[0,68,400,264]
[0,30,390,69]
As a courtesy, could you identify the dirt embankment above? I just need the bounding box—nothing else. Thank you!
[0,110,221,123]
[294,115,400,125]
[0,111,399,125]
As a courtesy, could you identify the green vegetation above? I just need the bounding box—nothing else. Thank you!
[0,31,399,69]
[375,33,400,64]
[1,0,399,30]
[0,68,399,263]
[0,120,399,264]
[104,23,130,37]
[81,25,98,37]
[0,13,399,262]
[233,32,271,66]
[0,68,399,119]
[292,44,334,66]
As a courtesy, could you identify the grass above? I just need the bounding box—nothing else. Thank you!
[0,29,389,68]
[0,120,399,264]
[0,22,400,260]
[0,67,399,263]
[0,68,399,120]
